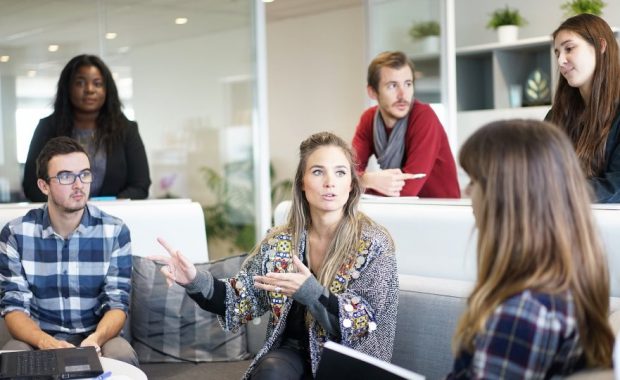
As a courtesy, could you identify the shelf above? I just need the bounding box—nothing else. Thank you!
[409,53,441,104]
[456,35,552,55]
[456,37,554,112]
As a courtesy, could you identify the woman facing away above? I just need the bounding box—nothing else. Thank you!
[448,120,614,379]
[547,13,620,203]
[150,132,398,379]
[22,54,151,202]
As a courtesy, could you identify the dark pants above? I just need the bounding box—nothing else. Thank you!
[251,340,312,380]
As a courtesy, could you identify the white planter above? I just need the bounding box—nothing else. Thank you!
[421,36,440,53]
[497,25,519,44]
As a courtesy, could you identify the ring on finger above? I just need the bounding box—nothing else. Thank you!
[274,286,282,293]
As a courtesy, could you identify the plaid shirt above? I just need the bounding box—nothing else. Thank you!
[448,290,586,379]
[0,203,131,335]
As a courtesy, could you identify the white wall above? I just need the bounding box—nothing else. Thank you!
[266,5,366,183]
[455,0,620,47]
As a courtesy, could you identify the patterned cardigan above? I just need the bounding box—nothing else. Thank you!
[217,221,399,378]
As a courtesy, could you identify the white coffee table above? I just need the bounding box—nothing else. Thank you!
[100,357,147,380]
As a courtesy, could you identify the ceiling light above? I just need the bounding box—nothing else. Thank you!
[175,17,188,25]
[263,0,274,2]
[48,44,59,52]
[106,32,117,40]
[0,56,9,63]
[27,70,37,77]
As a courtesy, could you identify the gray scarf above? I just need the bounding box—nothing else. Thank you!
[372,108,409,169]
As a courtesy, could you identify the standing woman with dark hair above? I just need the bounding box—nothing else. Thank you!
[449,120,614,379]
[548,14,620,202]
[22,54,151,202]
[150,132,398,379]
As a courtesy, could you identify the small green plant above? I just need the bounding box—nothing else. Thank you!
[409,21,440,41]
[561,0,606,16]
[201,160,292,252]
[487,6,527,29]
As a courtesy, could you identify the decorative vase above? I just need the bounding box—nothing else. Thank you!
[497,25,518,43]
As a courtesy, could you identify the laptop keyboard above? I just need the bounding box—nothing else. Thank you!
[15,350,57,376]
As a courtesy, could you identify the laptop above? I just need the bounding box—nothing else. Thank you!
[0,346,103,380]
[316,341,425,380]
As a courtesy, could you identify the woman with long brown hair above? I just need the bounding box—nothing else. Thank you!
[548,14,620,202]
[150,131,398,379]
[449,120,614,378]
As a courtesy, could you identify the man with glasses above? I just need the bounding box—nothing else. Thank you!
[0,136,137,366]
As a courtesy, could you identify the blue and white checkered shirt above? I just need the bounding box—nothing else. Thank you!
[0,203,131,335]
[448,290,586,379]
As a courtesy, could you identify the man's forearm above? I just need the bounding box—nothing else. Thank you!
[4,310,53,348]
[89,309,126,345]
[360,172,376,191]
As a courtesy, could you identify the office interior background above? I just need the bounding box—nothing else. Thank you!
[1,0,620,257]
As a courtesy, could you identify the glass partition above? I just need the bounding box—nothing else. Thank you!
[0,0,266,258]
[366,0,442,104]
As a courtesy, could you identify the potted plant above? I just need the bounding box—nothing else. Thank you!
[487,6,527,43]
[561,0,606,16]
[201,160,292,259]
[409,20,440,52]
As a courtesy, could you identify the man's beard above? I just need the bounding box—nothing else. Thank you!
[50,191,87,213]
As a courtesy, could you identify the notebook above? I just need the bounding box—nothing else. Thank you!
[316,341,425,380]
[0,346,103,380]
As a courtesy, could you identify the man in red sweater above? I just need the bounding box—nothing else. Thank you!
[352,51,460,198]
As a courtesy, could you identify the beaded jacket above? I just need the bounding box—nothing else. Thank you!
[217,221,399,378]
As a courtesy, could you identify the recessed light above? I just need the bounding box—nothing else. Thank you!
[48,44,59,52]
[0,56,9,63]
[27,70,37,77]
[175,17,188,25]
[106,32,117,40]
[263,0,274,2]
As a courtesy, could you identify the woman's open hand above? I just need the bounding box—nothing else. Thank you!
[254,255,312,297]
[147,237,197,287]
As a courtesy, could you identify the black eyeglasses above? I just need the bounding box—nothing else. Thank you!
[47,170,93,185]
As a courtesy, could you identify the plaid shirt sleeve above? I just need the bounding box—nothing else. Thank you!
[0,224,32,315]
[470,291,571,379]
[99,223,132,314]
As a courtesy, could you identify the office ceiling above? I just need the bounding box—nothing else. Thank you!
[0,0,361,77]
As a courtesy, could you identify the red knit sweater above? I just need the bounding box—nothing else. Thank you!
[352,100,461,198]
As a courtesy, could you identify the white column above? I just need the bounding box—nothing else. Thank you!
[252,0,272,239]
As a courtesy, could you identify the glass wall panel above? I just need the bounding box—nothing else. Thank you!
[366,0,442,104]
[0,0,264,259]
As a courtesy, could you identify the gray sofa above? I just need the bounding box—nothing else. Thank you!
[1,199,618,379]
[0,279,465,379]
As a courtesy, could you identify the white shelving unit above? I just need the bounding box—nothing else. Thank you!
[410,52,441,103]
[456,35,556,111]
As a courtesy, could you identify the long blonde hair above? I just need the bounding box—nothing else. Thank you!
[284,131,371,286]
[455,120,613,367]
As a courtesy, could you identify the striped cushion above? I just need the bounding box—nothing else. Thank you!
[131,254,250,363]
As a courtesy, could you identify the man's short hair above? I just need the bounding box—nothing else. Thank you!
[367,51,416,92]
[36,136,88,180]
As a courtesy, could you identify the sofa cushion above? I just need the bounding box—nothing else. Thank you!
[131,254,250,363]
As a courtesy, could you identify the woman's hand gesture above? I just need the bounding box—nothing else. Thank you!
[254,255,313,297]
[147,237,197,287]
